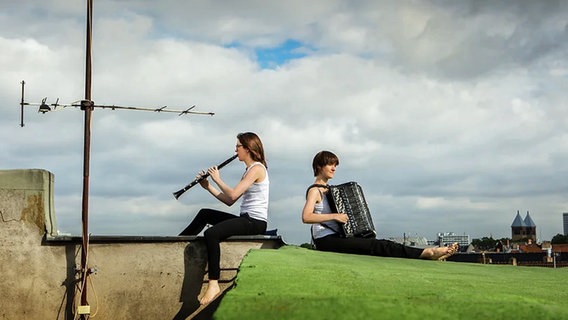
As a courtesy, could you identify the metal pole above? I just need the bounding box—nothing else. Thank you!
[20,81,25,127]
[80,0,93,317]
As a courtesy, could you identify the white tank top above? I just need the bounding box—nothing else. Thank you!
[311,189,341,239]
[240,162,269,222]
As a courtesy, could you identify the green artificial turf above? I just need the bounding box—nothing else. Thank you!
[214,246,568,320]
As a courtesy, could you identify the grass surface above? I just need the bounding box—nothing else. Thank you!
[215,246,568,320]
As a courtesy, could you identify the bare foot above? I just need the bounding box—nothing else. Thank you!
[420,243,459,260]
[436,243,459,260]
[200,280,221,305]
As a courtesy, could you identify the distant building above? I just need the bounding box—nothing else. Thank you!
[564,213,568,236]
[437,232,470,247]
[511,210,536,242]
[388,235,429,248]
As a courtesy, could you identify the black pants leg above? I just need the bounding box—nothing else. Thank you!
[314,235,423,259]
[178,208,236,236]
[179,208,267,280]
[203,215,266,279]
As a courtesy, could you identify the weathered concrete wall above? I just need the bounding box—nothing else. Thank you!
[0,169,283,319]
[0,169,56,237]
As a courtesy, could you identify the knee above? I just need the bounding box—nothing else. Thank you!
[203,226,219,240]
[195,208,209,218]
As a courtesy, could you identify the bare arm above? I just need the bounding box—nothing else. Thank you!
[202,164,265,206]
[302,187,348,224]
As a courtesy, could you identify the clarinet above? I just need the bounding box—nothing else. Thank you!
[172,154,238,199]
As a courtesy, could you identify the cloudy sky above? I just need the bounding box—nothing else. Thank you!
[2,1,567,245]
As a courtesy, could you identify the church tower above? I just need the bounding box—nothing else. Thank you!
[511,210,537,242]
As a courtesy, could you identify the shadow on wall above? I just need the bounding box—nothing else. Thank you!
[173,240,208,319]
[172,239,236,320]
[57,244,79,319]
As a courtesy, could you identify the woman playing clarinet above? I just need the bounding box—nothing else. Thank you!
[302,150,458,260]
[179,132,269,305]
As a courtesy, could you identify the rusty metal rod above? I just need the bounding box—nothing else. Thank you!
[20,81,25,127]
[79,0,93,317]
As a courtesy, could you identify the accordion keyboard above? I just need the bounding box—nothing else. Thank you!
[328,182,376,238]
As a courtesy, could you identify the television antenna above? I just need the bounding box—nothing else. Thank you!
[18,1,213,318]
[19,81,214,127]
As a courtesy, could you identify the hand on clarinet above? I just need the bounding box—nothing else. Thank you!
[197,170,209,188]
[335,213,349,224]
[207,166,221,182]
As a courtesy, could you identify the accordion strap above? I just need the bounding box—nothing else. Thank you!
[306,183,342,237]
[305,183,329,198]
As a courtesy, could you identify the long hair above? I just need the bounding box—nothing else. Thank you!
[237,132,267,168]
[312,150,339,176]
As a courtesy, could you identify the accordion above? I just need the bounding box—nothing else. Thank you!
[326,181,376,238]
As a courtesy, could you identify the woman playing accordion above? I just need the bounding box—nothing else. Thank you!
[302,150,458,260]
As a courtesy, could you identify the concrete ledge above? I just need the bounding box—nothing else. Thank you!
[2,223,284,319]
[1,168,285,319]
[45,234,285,244]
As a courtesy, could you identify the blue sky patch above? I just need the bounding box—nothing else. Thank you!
[254,39,310,69]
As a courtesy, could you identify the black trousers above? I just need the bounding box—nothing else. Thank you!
[179,208,267,280]
[313,234,423,259]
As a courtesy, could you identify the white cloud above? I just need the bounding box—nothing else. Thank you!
[2,1,568,244]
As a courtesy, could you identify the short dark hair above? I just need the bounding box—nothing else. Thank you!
[312,151,339,176]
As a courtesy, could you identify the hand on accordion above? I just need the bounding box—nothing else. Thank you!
[335,213,349,224]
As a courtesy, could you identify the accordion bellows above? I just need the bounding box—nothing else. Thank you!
[326,181,376,238]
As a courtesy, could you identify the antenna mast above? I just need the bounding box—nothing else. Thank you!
[78,0,93,317]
